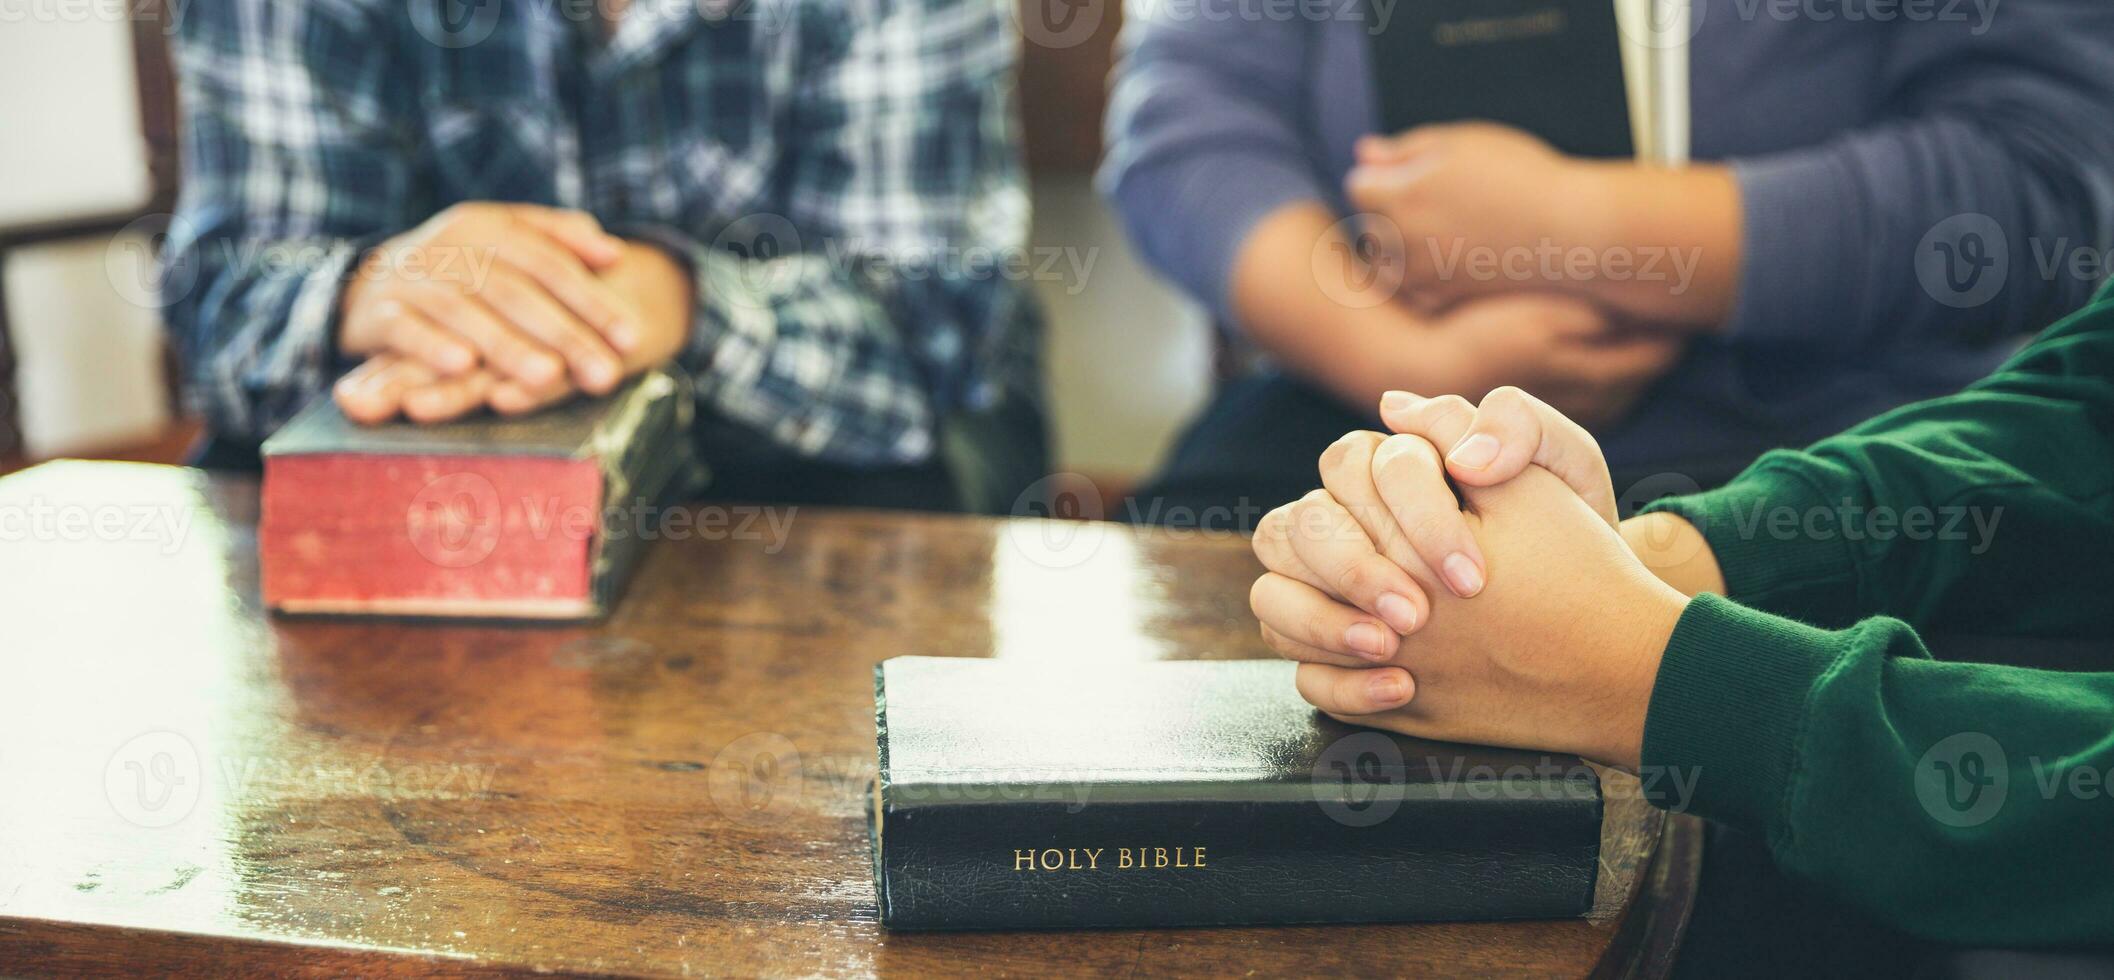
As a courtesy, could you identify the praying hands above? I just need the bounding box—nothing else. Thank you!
[1248,386,1725,769]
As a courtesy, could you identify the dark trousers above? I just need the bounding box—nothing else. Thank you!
[1130,372,1759,531]
[688,386,1048,515]
[1124,373,1376,530]
[687,416,963,511]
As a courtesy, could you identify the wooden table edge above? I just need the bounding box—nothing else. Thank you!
[1589,812,1706,980]
[0,917,538,978]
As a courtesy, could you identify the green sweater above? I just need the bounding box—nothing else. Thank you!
[1640,284,2114,947]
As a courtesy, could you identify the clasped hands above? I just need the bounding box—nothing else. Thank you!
[333,202,692,425]
[1332,122,1742,426]
[1249,386,1708,770]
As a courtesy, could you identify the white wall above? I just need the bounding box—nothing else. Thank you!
[5,234,172,456]
[1,10,170,456]
[0,11,152,226]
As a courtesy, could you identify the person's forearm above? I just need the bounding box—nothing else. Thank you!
[1641,287,2114,634]
[1722,91,2114,349]
[1099,11,1329,330]
[1619,512,1724,598]
[1566,162,1742,329]
[1643,594,2114,945]
[635,221,1028,467]
[165,1,411,439]
[1230,203,1459,407]
[166,231,373,439]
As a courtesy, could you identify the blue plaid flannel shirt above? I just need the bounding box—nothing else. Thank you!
[162,0,1037,466]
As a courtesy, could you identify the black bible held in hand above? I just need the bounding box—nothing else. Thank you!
[1367,0,1687,162]
[870,657,1603,930]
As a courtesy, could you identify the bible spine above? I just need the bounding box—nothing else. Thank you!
[874,785,1600,930]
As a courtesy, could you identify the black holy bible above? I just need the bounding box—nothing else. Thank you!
[1368,0,1659,160]
[871,657,1602,930]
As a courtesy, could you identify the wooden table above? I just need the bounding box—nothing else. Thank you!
[0,461,1701,977]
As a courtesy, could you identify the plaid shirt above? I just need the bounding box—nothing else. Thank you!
[163,0,1036,466]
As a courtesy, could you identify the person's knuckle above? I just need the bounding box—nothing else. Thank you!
[511,243,563,283]
[1403,510,1456,549]
[1326,497,1372,535]
[427,292,480,332]
[1318,433,1365,470]
[422,278,473,314]
[585,295,622,330]
[1373,436,1438,481]
[1370,449,1410,483]
[380,313,413,347]
[550,314,599,354]
[1432,392,1474,414]
[546,321,591,357]
[1335,673,1373,709]
[529,369,571,397]
[482,267,528,304]
[573,313,614,349]
[1383,431,1439,461]
[1252,541,1291,580]
[526,346,566,375]
[1254,505,1293,543]
[538,205,585,226]
[350,278,395,312]
[1282,504,1315,547]
[1419,393,1473,427]
[1483,385,1530,411]
[1300,613,1336,647]
[440,201,497,231]
[1291,492,1338,542]
[1335,558,1384,600]
[1300,488,1335,507]
[494,330,544,364]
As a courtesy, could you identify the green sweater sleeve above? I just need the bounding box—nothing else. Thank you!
[1642,288,2114,636]
[1644,594,2114,945]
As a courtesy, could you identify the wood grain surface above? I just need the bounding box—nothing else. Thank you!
[0,461,1700,977]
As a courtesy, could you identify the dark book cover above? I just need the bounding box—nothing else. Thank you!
[259,367,702,620]
[871,657,1602,930]
[1367,0,1636,158]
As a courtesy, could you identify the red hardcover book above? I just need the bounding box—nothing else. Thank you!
[259,369,697,619]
